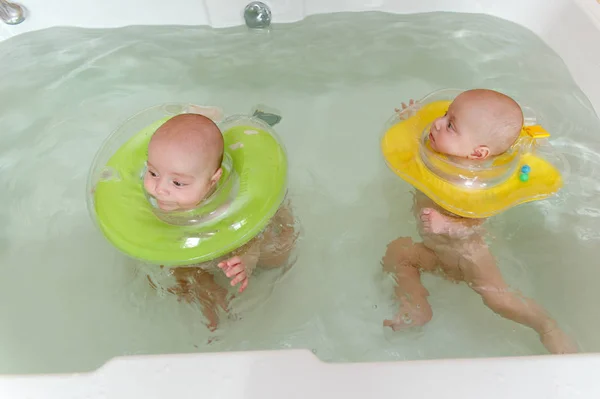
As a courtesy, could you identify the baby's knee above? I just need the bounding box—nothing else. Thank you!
[382,237,417,269]
[388,237,415,248]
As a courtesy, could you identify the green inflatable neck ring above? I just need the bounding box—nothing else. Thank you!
[88,105,288,266]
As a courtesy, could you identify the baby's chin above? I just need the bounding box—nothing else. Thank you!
[156,201,180,212]
[156,200,202,213]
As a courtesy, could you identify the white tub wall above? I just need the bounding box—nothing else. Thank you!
[0,0,593,30]
[1,350,600,398]
[3,0,598,31]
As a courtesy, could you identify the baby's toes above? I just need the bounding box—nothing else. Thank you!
[420,209,432,222]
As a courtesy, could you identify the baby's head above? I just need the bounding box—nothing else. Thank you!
[144,114,224,212]
[428,89,524,160]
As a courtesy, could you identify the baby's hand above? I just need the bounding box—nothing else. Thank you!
[218,256,250,293]
[394,99,420,120]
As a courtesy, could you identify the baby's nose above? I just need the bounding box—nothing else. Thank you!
[433,117,444,130]
[155,179,169,195]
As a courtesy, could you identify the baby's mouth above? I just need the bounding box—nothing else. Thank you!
[155,199,177,210]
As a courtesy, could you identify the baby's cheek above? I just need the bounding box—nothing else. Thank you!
[142,176,153,193]
[178,188,205,207]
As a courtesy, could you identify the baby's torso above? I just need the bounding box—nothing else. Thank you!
[413,191,494,281]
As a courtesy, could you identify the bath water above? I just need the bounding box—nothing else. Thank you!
[1,12,599,374]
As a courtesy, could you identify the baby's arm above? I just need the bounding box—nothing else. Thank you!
[217,238,261,293]
[420,208,485,238]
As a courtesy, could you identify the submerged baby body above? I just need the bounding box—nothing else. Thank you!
[143,110,298,330]
[383,89,577,354]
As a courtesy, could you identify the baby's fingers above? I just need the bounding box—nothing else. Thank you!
[230,273,247,287]
[219,257,241,270]
[225,265,244,278]
[217,260,233,269]
[238,279,249,293]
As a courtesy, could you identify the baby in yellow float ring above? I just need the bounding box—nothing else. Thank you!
[381,89,577,354]
[144,108,297,330]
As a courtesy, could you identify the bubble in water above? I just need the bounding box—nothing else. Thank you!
[401,313,413,324]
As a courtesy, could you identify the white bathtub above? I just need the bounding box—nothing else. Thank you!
[1,0,600,397]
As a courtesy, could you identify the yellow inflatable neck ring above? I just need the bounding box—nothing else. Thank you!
[381,89,564,219]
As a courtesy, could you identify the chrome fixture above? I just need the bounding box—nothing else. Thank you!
[0,0,25,25]
[244,1,271,29]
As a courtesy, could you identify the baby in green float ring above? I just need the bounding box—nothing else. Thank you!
[144,110,296,330]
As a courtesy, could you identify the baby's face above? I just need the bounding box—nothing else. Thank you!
[144,140,220,212]
[428,97,484,158]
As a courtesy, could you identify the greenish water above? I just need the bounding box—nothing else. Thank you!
[0,11,599,374]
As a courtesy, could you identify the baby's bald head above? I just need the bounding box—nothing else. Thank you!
[456,89,524,155]
[144,114,224,212]
[150,114,224,171]
[429,89,524,159]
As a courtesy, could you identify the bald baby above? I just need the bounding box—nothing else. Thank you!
[144,114,224,212]
[383,90,578,354]
[139,107,298,332]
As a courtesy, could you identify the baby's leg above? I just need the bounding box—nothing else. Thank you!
[382,237,439,330]
[166,267,229,331]
[257,203,298,269]
[461,241,578,354]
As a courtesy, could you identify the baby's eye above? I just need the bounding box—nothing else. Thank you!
[447,121,453,130]
[173,180,186,187]
[148,170,157,177]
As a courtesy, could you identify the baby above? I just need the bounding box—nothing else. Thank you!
[383,89,577,354]
[143,111,296,330]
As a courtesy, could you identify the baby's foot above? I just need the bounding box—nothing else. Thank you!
[540,329,579,354]
[384,300,432,331]
[420,208,449,235]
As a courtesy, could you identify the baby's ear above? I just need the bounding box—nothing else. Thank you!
[211,167,223,184]
[468,145,490,160]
